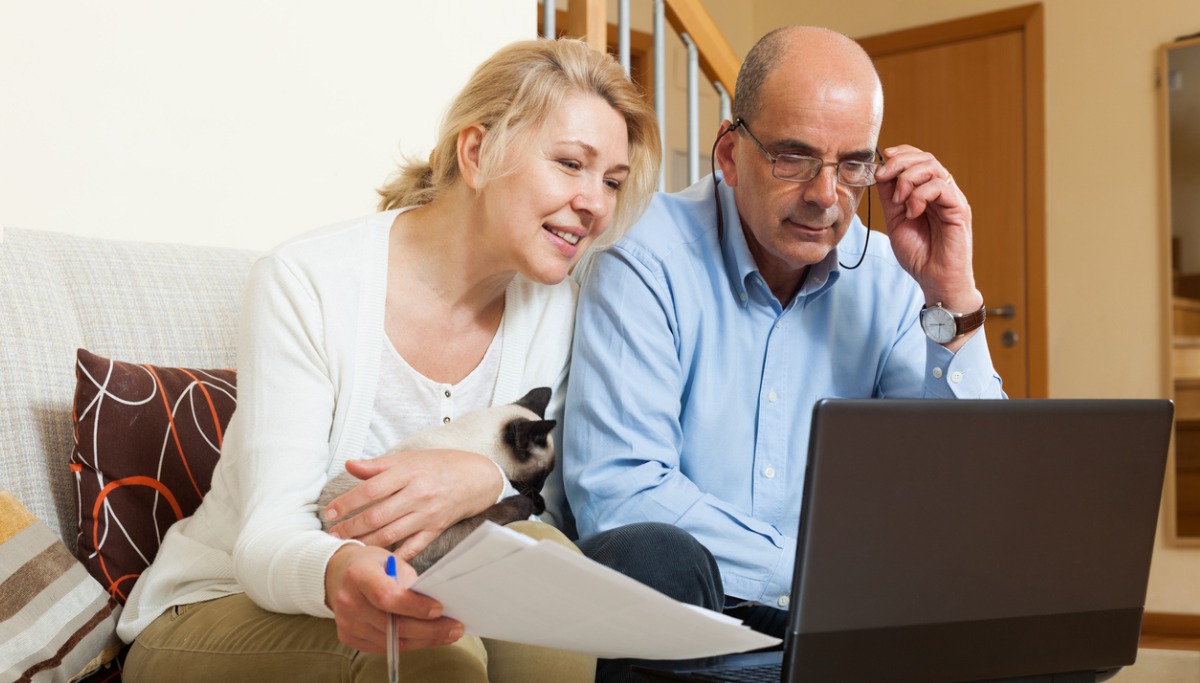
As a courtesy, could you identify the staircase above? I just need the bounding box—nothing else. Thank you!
[539,0,739,190]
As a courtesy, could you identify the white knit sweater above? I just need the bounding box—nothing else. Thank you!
[118,211,577,641]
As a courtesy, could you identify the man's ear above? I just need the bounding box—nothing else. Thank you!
[714,120,740,187]
[457,124,487,191]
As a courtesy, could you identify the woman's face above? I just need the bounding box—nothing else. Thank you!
[480,93,630,285]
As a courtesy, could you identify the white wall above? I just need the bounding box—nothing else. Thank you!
[0,1,533,250]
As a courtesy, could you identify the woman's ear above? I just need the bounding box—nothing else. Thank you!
[457,124,487,191]
[714,120,740,187]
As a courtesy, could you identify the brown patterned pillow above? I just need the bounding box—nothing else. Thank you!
[71,349,236,603]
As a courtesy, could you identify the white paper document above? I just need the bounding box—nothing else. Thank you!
[411,522,781,660]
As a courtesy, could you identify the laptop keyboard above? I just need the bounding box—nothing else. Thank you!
[687,662,781,682]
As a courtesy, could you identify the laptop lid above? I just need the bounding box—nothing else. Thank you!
[778,398,1172,683]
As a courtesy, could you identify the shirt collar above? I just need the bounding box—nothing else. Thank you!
[714,177,841,308]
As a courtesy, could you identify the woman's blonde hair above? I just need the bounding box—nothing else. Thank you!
[377,38,660,253]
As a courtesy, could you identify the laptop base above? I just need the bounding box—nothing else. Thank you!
[633,660,1122,683]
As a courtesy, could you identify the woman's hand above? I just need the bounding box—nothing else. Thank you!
[324,544,464,653]
[324,449,502,561]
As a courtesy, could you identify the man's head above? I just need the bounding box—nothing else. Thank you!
[717,27,884,301]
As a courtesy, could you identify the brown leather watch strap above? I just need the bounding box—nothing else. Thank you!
[953,303,987,337]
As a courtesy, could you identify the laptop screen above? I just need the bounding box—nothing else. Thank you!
[784,399,1172,683]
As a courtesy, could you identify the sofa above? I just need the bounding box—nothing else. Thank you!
[2,224,1197,683]
[0,226,256,681]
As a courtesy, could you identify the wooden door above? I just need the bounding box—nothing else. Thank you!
[858,6,1047,398]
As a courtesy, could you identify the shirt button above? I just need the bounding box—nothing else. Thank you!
[951,371,964,383]
[768,390,778,403]
[443,416,451,424]
[775,320,782,330]
[932,367,944,379]
[763,466,776,479]
[444,389,451,398]
[778,595,790,608]
[740,292,748,302]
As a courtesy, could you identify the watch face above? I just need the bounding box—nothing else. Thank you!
[921,306,957,344]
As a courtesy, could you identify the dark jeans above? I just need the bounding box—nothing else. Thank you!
[576,523,787,683]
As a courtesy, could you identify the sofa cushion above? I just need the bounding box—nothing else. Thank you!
[71,349,236,603]
[0,490,123,682]
[0,226,255,551]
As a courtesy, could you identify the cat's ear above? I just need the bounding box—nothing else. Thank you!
[514,387,552,418]
[526,419,556,446]
[506,418,557,455]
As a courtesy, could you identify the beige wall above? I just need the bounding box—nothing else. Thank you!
[0,0,533,250]
[746,0,1200,614]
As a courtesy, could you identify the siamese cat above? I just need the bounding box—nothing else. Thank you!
[317,387,557,573]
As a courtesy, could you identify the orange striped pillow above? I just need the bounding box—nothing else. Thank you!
[0,490,122,682]
[70,349,237,604]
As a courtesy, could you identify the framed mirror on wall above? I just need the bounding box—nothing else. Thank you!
[1161,33,1200,543]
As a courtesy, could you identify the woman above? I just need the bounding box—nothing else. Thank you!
[117,38,660,682]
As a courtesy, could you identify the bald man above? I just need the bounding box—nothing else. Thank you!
[564,26,1005,682]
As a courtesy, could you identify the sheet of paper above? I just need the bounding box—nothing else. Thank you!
[411,522,781,660]
[413,522,534,590]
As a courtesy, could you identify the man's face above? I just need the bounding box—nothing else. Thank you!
[719,58,882,289]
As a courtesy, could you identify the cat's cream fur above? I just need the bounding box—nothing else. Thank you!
[317,387,556,573]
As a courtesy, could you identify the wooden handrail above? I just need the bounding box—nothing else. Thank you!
[564,0,739,97]
[567,0,607,54]
[663,0,738,97]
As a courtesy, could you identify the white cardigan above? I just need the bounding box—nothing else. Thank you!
[118,211,577,640]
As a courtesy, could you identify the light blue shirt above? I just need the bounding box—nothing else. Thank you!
[564,176,1004,607]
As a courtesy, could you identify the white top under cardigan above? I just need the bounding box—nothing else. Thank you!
[364,326,519,502]
[363,325,503,459]
[117,210,578,641]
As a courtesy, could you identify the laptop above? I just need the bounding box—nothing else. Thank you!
[634,398,1173,683]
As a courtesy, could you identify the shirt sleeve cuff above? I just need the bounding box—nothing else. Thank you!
[924,332,1003,398]
[291,534,365,619]
[763,534,798,610]
[492,459,517,503]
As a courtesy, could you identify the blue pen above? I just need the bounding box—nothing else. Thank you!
[386,555,399,683]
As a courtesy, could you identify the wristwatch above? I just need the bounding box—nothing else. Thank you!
[920,302,987,344]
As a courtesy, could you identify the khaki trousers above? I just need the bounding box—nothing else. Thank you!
[124,522,595,683]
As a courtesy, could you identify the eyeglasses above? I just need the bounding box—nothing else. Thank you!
[735,118,881,188]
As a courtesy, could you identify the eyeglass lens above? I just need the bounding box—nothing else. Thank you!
[772,156,877,186]
[738,119,879,187]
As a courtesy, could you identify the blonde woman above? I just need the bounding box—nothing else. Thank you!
[118,38,660,683]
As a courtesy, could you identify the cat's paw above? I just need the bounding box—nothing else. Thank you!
[494,494,536,521]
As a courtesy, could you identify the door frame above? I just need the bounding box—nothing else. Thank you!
[857,3,1048,398]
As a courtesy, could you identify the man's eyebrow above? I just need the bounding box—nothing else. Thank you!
[770,138,876,162]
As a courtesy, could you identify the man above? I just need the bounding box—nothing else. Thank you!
[565,25,1004,682]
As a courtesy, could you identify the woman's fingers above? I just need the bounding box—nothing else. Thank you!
[325,545,463,653]
[325,449,502,546]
